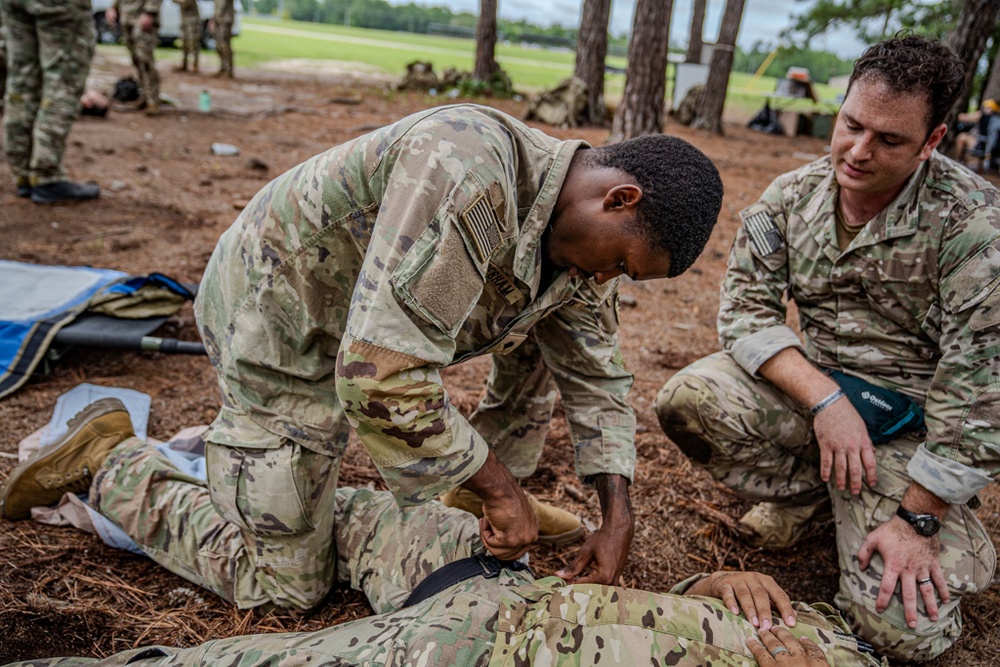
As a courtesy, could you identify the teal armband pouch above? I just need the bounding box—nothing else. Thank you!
[825,370,926,444]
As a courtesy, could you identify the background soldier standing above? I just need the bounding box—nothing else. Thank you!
[213,0,234,78]
[173,0,199,73]
[0,0,100,203]
[105,0,162,113]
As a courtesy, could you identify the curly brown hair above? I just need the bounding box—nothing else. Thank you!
[848,35,964,135]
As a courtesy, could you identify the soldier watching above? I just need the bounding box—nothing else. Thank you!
[656,36,999,662]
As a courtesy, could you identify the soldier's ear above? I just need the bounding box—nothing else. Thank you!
[603,184,642,211]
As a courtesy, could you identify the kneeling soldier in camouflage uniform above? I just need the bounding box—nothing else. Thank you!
[1,104,724,613]
[656,37,999,662]
[0,407,883,667]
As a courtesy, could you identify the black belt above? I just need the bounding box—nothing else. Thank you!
[402,551,532,608]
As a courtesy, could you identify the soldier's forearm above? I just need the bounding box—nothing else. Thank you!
[759,347,840,410]
[592,473,633,536]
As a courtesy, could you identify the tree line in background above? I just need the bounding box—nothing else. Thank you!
[247,0,1000,144]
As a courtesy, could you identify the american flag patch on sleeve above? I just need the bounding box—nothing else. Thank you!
[743,210,785,257]
[461,192,502,262]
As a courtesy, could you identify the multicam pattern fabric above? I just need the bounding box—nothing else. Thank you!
[656,351,996,662]
[657,153,1000,661]
[88,104,634,610]
[174,0,199,68]
[3,488,885,667]
[114,0,161,107]
[1,0,95,186]
[213,0,233,75]
[718,154,1000,503]
[196,104,636,506]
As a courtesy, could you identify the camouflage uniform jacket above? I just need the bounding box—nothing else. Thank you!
[201,104,635,506]
[114,0,163,22]
[718,153,1000,505]
[490,575,882,666]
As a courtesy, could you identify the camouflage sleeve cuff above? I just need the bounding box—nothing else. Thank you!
[572,412,636,483]
[667,572,711,595]
[376,416,492,507]
[730,326,805,377]
[906,444,993,505]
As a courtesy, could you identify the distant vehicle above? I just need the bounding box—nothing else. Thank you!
[91,0,242,50]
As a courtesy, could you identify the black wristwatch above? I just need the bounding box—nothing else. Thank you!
[895,505,941,537]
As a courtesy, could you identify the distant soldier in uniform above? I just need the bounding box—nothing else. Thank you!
[1,0,100,203]
[0,11,7,110]
[105,0,162,113]
[212,0,233,78]
[1,104,724,613]
[656,37,999,662]
[1,423,879,667]
[173,0,199,73]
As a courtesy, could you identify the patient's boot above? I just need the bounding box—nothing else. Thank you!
[739,496,832,548]
[440,486,585,547]
[1,398,135,520]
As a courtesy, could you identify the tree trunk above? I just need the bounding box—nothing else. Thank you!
[474,0,499,82]
[609,0,674,143]
[684,0,707,64]
[940,0,1000,154]
[692,0,746,135]
[983,43,1000,105]
[573,0,613,126]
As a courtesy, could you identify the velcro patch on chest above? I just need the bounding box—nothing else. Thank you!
[744,210,785,257]
[461,192,502,263]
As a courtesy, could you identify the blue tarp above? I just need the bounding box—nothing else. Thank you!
[0,261,194,399]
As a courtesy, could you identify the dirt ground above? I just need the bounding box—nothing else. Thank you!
[1,49,999,666]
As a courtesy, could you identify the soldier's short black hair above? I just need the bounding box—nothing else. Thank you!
[590,134,723,278]
[848,36,964,134]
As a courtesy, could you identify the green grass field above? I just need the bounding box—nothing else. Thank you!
[108,16,843,117]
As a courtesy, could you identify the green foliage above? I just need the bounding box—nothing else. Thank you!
[734,43,854,84]
[782,0,957,45]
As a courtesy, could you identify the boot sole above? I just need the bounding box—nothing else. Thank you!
[0,398,129,520]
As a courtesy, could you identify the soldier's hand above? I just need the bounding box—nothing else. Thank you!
[138,12,155,33]
[479,491,537,560]
[813,398,876,494]
[858,516,949,629]
[463,452,537,560]
[748,628,828,666]
[105,7,117,26]
[557,474,633,585]
[687,571,797,631]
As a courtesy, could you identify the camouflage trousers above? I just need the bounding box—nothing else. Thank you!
[468,333,559,479]
[179,12,199,69]
[214,18,232,76]
[121,19,159,107]
[0,0,94,186]
[655,351,997,663]
[8,487,884,667]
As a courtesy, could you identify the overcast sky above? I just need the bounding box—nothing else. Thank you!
[388,0,869,59]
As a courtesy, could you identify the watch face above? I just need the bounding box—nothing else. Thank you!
[914,516,940,536]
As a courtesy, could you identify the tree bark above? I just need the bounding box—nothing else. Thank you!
[573,0,613,126]
[474,0,499,82]
[609,0,674,143]
[982,43,1000,105]
[684,0,707,64]
[940,0,1000,154]
[692,0,746,135]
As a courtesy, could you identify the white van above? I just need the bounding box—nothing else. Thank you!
[92,0,242,49]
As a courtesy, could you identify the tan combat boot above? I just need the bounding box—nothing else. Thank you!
[440,486,585,547]
[1,398,135,521]
[738,497,833,549]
